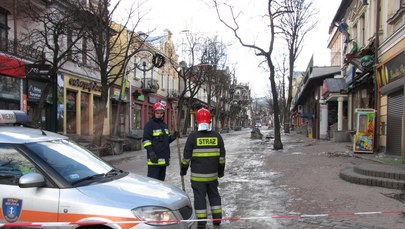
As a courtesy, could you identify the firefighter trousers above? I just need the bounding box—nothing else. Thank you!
[191,180,222,227]
[147,165,167,181]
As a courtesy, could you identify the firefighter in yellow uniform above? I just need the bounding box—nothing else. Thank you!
[181,108,226,229]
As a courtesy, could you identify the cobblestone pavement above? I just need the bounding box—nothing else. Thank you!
[264,129,405,229]
[106,128,405,229]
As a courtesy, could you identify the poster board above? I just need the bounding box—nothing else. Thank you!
[353,108,376,153]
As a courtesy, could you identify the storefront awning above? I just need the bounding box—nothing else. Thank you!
[0,55,25,78]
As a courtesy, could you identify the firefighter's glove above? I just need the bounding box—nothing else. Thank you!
[149,151,158,163]
[218,170,224,178]
[169,131,178,141]
[218,165,225,178]
[180,165,188,176]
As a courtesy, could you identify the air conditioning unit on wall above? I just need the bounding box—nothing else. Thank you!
[298,105,303,114]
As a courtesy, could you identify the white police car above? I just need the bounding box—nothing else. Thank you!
[0,110,196,228]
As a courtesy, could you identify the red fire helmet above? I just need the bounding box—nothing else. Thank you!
[153,102,166,113]
[196,108,211,124]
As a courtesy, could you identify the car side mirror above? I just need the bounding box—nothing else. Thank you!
[19,173,46,188]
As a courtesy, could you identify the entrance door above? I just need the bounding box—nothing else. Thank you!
[387,91,403,155]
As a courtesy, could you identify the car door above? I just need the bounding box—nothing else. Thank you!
[0,144,59,224]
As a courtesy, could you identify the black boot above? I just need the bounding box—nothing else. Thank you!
[197,223,206,229]
[213,220,221,226]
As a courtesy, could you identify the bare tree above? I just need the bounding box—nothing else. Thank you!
[275,52,288,127]
[213,0,291,149]
[74,0,146,145]
[166,32,212,135]
[200,36,229,131]
[20,1,87,129]
[280,0,317,133]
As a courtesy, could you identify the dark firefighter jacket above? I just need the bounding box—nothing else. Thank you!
[181,130,226,182]
[143,117,176,166]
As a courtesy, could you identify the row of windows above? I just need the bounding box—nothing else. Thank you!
[0,8,8,51]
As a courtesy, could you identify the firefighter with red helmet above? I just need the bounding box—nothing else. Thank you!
[143,102,177,181]
[181,108,226,229]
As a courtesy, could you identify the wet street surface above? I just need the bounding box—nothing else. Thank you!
[110,128,405,229]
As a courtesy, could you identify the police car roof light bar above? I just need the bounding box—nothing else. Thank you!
[0,110,28,124]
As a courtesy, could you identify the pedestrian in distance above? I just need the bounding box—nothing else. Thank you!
[142,102,177,181]
[180,108,226,229]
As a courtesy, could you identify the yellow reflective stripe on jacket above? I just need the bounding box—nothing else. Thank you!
[143,140,152,147]
[193,148,220,153]
[192,152,220,157]
[219,156,225,164]
[192,148,220,157]
[152,129,163,136]
[147,158,166,165]
[152,129,169,136]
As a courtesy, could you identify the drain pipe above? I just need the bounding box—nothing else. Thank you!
[374,0,380,154]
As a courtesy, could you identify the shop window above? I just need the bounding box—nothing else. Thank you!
[148,105,153,117]
[0,76,20,109]
[93,96,101,135]
[81,92,90,136]
[133,104,141,129]
[66,91,77,134]
[385,52,404,82]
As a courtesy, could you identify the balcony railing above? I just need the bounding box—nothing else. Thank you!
[167,89,179,101]
[0,39,44,61]
[141,78,159,94]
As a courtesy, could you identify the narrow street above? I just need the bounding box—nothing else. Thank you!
[110,128,405,229]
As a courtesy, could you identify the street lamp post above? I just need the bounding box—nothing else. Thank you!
[135,50,155,93]
[142,60,147,87]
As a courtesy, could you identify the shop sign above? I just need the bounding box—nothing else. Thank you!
[360,55,374,68]
[110,86,128,101]
[0,55,25,78]
[68,78,102,92]
[25,64,51,81]
[148,96,158,104]
[344,64,355,84]
[148,96,166,105]
[27,80,46,102]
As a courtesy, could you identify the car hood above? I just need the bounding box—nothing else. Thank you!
[76,173,190,210]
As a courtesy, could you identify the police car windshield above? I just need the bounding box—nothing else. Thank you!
[25,140,113,185]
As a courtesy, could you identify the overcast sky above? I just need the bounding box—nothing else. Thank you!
[113,0,341,97]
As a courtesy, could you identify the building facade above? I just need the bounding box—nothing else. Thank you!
[292,0,404,161]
